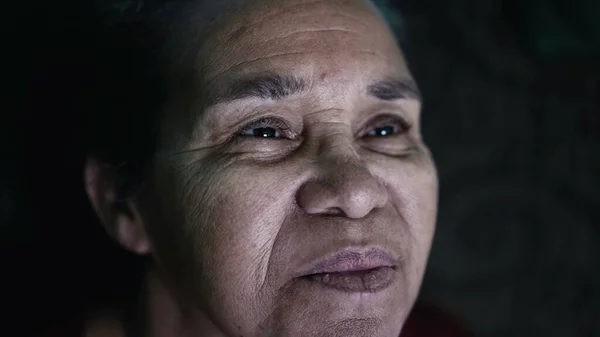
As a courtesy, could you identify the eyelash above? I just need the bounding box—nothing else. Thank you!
[363,115,412,137]
[236,116,293,138]
[236,115,411,139]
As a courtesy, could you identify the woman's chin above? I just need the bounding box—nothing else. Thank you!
[262,315,405,337]
[257,275,410,337]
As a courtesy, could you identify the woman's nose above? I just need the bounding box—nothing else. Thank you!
[296,151,389,219]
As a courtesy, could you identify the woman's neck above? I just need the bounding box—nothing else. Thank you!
[85,266,225,337]
[135,266,225,337]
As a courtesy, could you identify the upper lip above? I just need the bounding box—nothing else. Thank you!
[300,247,400,276]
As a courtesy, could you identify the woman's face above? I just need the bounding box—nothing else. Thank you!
[132,0,438,336]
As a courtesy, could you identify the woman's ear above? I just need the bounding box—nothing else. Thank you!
[83,157,151,255]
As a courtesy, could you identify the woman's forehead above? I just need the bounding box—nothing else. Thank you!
[172,0,409,98]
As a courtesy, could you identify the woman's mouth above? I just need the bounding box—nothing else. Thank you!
[302,266,397,292]
[299,248,400,293]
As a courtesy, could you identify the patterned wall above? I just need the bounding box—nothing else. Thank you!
[398,1,600,336]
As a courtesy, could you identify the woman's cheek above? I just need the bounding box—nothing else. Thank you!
[181,158,286,252]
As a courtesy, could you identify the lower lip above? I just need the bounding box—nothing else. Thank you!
[302,266,397,293]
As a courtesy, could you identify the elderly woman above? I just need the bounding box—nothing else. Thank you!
[78,0,462,336]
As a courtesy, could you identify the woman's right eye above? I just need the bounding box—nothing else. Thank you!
[236,117,291,139]
[240,127,282,138]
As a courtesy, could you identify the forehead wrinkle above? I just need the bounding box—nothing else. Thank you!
[220,12,371,46]
[210,1,378,50]
[203,49,387,88]
[227,0,340,30]
[205,12,375,71]
[220,29,371,69]
[205,0,328,48]
[206,26,367,73]
[258,27,365,45]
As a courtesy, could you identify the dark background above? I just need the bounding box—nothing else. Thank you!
[2,0,599,336]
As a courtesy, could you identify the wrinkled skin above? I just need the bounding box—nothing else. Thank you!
[85,0,438,336]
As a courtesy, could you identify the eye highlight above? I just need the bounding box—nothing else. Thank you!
[236,116,293,139]
[363,115,411,138]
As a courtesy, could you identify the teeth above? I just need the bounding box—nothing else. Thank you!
[322,273,330,283]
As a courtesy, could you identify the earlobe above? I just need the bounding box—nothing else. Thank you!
[114,204,152,254]
[84,158,113,226]
[84,157,152,255]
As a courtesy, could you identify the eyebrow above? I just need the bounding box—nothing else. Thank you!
[207,75,421,106]
[209,75,308,106]
[367,78,422,102]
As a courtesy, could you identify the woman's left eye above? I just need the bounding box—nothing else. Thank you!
[364,116,411,138]
[366,125,399,137]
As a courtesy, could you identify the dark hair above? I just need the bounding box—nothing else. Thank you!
[81,0,406,198]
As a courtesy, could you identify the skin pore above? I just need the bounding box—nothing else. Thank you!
[84,0,438,336]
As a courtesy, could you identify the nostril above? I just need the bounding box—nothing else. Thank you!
[323,207,345,216]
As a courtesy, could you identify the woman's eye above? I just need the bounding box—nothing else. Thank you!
[237,116,291,139]
[367,125,398,137]
[241,127,281,138]
[364,116,411,138]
